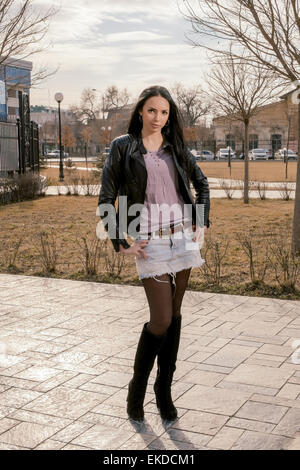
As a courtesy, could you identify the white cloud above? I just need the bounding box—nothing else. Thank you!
[105,31,170,43]
[30,0,211,108]
[127,18,144,24]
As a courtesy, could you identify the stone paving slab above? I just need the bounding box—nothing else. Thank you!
[0,273,299,450]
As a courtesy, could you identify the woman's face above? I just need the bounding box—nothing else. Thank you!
[139,95,170,134]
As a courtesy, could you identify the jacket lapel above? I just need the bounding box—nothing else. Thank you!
[129,135,147,170]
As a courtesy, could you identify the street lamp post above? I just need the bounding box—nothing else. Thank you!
[55,92,64,182]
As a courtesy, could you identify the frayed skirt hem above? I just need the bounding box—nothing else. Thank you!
[137,259,205,281]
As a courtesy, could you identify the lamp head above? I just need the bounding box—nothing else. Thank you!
[55,92,64,103]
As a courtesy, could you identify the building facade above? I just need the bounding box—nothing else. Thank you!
[30,105,77,154]
[212,90,299,155]
[0,57,32,122]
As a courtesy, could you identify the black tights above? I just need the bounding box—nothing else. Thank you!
[141,268,191,336]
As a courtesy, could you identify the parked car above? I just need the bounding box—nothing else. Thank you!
[248,148,269,160]
[46,149,69,158]
[274,149,297,160]
[195,150,215,161]
[216,148,236,160]
[237,152,245,160]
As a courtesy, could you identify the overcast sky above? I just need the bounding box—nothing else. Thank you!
[30,0,211,110]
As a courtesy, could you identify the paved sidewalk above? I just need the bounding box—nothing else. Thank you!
[45,185,295,200]
[45,179,295,199]
[0,273,299,450]
[45,167,297,189]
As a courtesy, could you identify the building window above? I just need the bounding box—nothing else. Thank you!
[5,66,31,86]
[8,106,17,115]
[7,88,17,98]
[271,134,282,152]
[225,134,235,150]
[249,134,258,149]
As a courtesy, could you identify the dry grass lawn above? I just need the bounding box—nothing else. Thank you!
[0,195,298,299]
[40,160,297,186]
[40,166,99,185]
[198,161,297,182]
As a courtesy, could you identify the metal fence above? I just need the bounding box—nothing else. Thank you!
[17,91,39,173]
[0,119,39,175]
[17,119,40,173]
[0,122,19,173]
[190,138,298,159]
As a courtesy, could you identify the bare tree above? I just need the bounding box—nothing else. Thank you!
[179,0,300,253]
[30,64,59,88]
[208,47,284,202]
[102,85,130,113]
[284,103,293,179]
[172,82,212,126]
[0,0,58,84]
[180,0,299,81]
[81,126,93,169]
[70,88,101,124]
[62,125,76,155]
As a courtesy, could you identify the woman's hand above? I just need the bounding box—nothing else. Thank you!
[192,225,207,243]
[119,239,150,259]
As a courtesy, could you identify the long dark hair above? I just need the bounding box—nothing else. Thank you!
[127,85,186,164]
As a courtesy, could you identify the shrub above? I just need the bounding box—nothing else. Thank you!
[235,230,270,283]
[0,173,44,205]
[278,182,293,201]
[103,239,126,278]
[36,231,58,273]
[266,229,300,291]
[5,237,23,269]
[80,173,99,196]
[65,158,74,168]
[220,179,235,199]
[201,232,229,286]
[256,181,268,200]
[77,235,105,276]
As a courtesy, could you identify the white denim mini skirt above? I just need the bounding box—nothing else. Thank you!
[134,224,205,294]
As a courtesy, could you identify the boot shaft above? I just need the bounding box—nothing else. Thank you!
[156,315,182,384]
[132,322,167,377]
[127,322,167,421]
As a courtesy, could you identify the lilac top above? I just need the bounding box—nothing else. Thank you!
[139,148,191,234]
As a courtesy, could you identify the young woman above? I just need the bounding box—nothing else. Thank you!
[98,85,210,422]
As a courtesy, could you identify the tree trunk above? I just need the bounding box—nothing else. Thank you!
[286,115,291,180]
[292,102,300,255]
[244,120,249,204]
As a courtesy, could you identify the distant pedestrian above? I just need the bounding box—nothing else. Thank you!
[98,85,210,422]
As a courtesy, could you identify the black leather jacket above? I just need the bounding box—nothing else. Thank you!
[98,133,210,252]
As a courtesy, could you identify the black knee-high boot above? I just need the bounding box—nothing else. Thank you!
[154,314,182,420]
[126,322,167,422]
